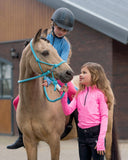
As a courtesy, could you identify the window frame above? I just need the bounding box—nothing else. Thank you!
[0,58,13,99]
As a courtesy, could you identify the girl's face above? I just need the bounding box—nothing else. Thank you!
[54,25,68,37]
[79,67,91,86]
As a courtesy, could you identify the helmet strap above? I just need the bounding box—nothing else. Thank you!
[52,23,64,40]
[51,25,55,45]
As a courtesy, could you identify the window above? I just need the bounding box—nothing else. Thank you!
[0,59,12,98]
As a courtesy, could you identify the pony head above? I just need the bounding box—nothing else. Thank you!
[22,29,73,83]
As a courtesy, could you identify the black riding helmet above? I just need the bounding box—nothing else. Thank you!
[51,7,75,31]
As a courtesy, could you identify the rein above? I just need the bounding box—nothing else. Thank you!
[18,39,66,102]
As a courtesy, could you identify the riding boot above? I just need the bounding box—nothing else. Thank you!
[60,113,74,139]
[7,127,24,149]
[60,123,73,139]
[61,109,78,139]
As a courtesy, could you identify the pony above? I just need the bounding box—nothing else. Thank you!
[16,28,74,160]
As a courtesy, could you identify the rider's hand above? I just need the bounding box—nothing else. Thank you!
[42,80,48,87]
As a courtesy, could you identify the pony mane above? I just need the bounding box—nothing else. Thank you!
[40,36,50,43]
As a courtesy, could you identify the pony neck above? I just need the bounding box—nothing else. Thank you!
[19,52,44,106]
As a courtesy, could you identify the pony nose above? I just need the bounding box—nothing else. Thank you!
[66,70,73,77]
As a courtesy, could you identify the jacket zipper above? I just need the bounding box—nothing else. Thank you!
[84,87,89,106]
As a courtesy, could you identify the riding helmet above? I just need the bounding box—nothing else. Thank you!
[51,7,75,31]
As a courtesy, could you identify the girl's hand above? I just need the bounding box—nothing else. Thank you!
[42,80,48,87]
[60,85,68,92]
[94,145,105,155]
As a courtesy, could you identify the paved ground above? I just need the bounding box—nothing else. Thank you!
[0,135,128,160]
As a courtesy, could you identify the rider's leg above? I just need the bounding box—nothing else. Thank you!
[7,126,24,149]
[6,95,24,149]
[13,95,19,110]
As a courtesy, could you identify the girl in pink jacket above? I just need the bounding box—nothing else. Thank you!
[61,62,115,160]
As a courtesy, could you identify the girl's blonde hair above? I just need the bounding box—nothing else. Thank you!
[77,62,115,110]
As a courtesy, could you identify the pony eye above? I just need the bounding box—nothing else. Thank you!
[41,50,49,56]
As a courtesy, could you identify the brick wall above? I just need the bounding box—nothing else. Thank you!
[68,21,113,80]
[113,40,128,139]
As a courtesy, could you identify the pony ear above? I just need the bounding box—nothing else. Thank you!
[33,28,42,43]
[41,28,48,38]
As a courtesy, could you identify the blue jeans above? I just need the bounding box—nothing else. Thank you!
[78,125,104,160]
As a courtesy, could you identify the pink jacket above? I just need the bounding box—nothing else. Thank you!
[61,86,108,151]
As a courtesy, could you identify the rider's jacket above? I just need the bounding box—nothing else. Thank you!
[47,33,70,62]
